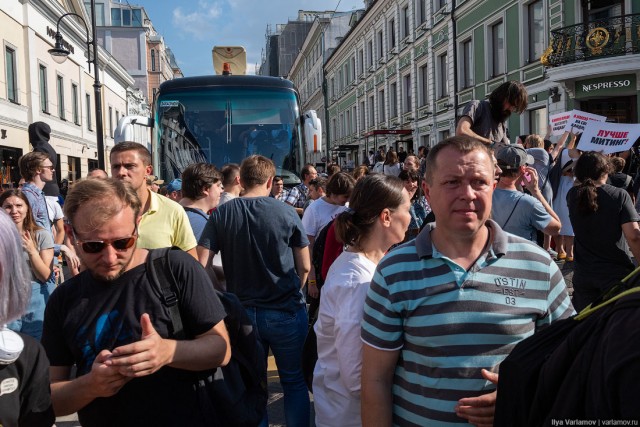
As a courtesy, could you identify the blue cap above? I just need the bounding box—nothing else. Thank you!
[166,179,182,193]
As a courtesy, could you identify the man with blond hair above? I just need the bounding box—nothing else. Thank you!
[198,155,311,426]
[41,178,230,426]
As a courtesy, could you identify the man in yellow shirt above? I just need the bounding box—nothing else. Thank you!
[110,142,197,258]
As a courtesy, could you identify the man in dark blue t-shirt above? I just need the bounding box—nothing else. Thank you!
[198,155,311,426]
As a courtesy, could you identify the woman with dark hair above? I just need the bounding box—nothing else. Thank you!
[568,151,640,311]
[312,174,410,427]
[1,190,54,340]
[398,169,431,241]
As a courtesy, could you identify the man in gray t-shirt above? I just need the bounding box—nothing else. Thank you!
[456,81,527,146]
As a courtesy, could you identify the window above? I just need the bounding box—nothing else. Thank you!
[416,0,427,25]
[418,64,429,107]
[345,110,351,135]
[109,106,113,137]
[528,0,545,63]
[5,47,17,103]
[330,77,335,98]
[390,82,398,118]
[402,6,410,39]
[351,57,356,81]
[110,7,142,27]
[86,93,92,130]
[377,30,384,58]
[152,88,157,101]
[367,40,373,67]
[403,74,412,114]
[389,19,396,49]
[438,53,448,98]
[358,49,364,75]
[84,2,105,26]
[491,21,505,76]
[72,83,79,125]
[529,107,548,136]
[369,95,375,123]
[39,65,48,113]
[435,0,446,10]
[360,101,366,130]
[111,8,121,26]
[151,50,156,71]
[461,39,473,88]
[379,89,386,121]
[56,75,65,119]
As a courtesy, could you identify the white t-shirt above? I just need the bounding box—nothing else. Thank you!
[313,251,377,427]
[45,196,63,223]
[217,192,237,206]
[301,197,347,237]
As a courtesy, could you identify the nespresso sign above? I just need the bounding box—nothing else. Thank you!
[46,26,75,54]
[575,74,636,99]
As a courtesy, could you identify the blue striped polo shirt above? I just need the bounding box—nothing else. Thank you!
[361,219,574,426]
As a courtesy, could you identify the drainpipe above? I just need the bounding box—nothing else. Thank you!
[451,1,458,128]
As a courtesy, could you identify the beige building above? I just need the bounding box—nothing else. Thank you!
[0,0,134,186]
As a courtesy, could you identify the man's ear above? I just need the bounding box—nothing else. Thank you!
[422,180,431,203]
[266,176,274,191]
[64,223,75,245]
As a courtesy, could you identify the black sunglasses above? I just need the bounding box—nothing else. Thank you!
[72,227,138,254]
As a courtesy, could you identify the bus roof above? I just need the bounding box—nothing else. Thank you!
[159,75,296,93]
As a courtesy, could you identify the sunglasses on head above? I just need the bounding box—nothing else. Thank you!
[72,227,138,254]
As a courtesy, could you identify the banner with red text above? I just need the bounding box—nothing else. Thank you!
[549,111,572,136]
[577,121,640,154]
[563,109,607,134]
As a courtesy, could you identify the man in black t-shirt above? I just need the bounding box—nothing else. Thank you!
[41,178,230,427]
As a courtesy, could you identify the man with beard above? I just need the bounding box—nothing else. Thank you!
[456,81,527,146]
[41,178,230,427]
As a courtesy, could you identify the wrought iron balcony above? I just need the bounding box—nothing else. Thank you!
[541,13,640,67]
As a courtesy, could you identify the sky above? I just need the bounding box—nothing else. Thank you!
[129,0,366,76]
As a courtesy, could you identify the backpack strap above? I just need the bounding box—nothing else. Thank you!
[146,247,185,340]
[500,195,523,230]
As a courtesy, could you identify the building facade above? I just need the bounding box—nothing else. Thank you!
[288,11,362,166]
[321,0,640,168]
[0,0,134,186]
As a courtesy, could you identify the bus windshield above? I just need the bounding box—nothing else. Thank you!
[155,86,301,181]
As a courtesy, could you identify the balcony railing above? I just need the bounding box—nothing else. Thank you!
[542,13,640,67]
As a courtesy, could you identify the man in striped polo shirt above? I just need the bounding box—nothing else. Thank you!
[361,136,574,427]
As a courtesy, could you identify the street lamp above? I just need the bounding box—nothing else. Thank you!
[48,0,105,170]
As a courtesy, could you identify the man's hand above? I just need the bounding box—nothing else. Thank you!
[521,166,540,194]
[455,369,499,427]
[88,350,131,398]
[107,313,174,377]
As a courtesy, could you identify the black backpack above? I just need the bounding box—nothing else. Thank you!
[311,218,338,289]
[494,268,640,426]
[147,248,268,427]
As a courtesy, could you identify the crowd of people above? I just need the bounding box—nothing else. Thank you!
[1,78,639,426]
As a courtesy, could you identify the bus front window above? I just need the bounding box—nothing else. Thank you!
[156,87,300,181]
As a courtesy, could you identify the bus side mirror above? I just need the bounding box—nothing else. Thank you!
[303,110,322,153]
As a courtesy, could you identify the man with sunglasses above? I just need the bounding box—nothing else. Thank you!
[41,178,231,426]
[18,151,55,231]
[456,81,528,146]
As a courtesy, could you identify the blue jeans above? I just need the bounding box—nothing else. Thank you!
[245,305,309,427]
[8,281,55,341]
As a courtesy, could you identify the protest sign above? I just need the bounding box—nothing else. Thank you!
[577,121,640,154]
[549,111,572,136]
[563,109,606,134]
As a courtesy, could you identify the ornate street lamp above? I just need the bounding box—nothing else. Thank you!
[48,0,105,170]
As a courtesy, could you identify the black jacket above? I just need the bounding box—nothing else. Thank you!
[28,121,60,197]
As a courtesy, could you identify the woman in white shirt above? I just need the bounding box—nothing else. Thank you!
[313,174,411,427]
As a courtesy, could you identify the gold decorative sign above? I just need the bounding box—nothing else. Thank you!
[586,27,609,55]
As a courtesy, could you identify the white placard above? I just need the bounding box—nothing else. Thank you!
[577,121,640,154]
[563,109,607,134]
[549,111,572,136]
